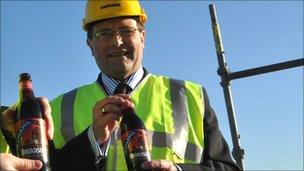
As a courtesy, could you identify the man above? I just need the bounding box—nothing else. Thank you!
[2,1,240,170]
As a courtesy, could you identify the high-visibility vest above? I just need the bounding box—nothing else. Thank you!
[0,106,10,153]
[0,129,10,153]
[50,74,205,170]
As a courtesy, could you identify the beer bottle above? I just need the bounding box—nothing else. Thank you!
[120,107,151,171]
[14,73,50,171]
[114,83,151,171]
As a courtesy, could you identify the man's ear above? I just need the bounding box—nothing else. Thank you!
[86,39,94,56]
[141,30,146,49]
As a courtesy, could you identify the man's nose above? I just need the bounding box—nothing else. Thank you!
[110,34,123,47]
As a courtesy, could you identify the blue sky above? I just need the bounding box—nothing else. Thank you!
[1,1,303,170]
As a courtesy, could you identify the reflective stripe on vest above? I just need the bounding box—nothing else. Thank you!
[60,89,77,143]
[51,74,204,169]
[170,78,189,159]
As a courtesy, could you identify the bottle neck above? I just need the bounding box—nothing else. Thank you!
[19,80,35,100]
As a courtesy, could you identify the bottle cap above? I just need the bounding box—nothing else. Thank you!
[19,73,32,82]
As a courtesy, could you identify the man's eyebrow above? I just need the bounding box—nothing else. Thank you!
[95,28,112,31]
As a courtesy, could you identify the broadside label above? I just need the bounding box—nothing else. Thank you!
[15,118,48,160]
[21,147,42,156]
[121,129,151,160]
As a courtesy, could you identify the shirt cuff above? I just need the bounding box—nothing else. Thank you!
[87,125,109,159]
[174,163,183,171]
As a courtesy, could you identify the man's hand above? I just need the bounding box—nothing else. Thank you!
[0,97,54,140]
[92,94,134,144]
[142,160,178,171]
[0,153,42,171]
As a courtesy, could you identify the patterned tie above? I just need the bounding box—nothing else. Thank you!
[113,83,132,95]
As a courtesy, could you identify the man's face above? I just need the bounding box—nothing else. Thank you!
[87,18,146,81]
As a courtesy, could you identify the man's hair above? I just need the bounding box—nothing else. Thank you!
[87,16,144,40]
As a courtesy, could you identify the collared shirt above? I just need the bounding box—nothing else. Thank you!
[87,66,144,160]
[101,66,144,95]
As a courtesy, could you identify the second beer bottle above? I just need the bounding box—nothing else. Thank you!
[114,84,151,170]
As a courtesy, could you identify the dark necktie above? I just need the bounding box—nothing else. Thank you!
[113,83,132,95]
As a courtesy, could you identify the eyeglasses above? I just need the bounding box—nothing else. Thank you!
[93,27,141,41]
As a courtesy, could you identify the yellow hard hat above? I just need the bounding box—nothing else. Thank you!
[82,0,147,31]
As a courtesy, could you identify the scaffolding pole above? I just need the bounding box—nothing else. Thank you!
[209,4,245,170]
[209,3,304,170]
[228,58,304,80]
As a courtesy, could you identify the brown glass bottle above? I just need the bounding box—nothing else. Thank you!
[114,83,151,171]
[14,73,50,171]
[120,107,151,171]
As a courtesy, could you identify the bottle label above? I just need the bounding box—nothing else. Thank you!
[121,129,151,161]
[15,118,48,161]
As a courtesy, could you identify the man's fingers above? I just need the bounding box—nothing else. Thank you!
[102,112,121,124]
[92,95,134,143]
[45,113,54,140]
[94,95,134,110]
[94,104,123,116]
[38,97,51,117]
[1,153,43,171]
[142,160,166,169]
[0,97,53,141]
[13,157,43,171]
[92,112,121,143]
[108,119,120,132]
[141,160,177,170]
[37,97,54,140]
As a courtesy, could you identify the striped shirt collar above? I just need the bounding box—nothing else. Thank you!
[101,66,144,95]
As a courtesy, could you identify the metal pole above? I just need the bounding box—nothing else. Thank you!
[229,58,304,80]
[209,4,245,170]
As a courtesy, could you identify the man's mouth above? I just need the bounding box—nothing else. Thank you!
[108,50,129,58]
